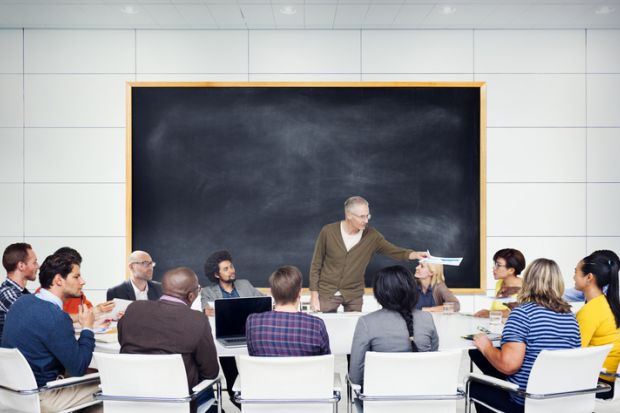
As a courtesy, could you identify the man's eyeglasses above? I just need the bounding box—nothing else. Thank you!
[131,261,156,268]
[350,212,372,221]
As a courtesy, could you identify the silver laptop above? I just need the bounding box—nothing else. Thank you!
[214,296,272,347]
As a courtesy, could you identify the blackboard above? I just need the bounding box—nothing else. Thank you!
[129,83,485,292]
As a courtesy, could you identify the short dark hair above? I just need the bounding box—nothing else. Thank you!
[39,253,80,289]
[269,266,302,305]
[204,250,233,283]
[493,248,526,275]
[2,243,33,273]
[54,247,82,264]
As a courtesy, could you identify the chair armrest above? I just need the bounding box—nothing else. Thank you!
[333,373,342,392]
[466,373,519,392]
[191,376,221,396]
[45,373,100,390]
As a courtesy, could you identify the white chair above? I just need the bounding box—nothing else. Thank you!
[94,352,221,413]
[595,370,620,412]
[346,350,464,413]
[0,347,100,413]
[465,344,613,413]
[234,354,341,413]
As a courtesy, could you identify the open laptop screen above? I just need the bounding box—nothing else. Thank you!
[214,296,273,339]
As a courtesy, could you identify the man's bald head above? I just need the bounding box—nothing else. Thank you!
[128,250,154,282]
[162,267,200,303]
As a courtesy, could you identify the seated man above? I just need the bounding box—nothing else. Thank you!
[106,250,162,301]
[1,253,101,413]
[200,250,263,316]
[246,265,331,356]
[0,242,39,342]
[118,267,220,413]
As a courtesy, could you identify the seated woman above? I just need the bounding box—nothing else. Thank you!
[349,265,439,387]
[469,258,581,413]
[574,250,620,399]
[414,262,460,312]
[474,248,525,318]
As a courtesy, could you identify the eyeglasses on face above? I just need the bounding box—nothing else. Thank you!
[131,261,156,268]
[493,262,507,269]
[350,212,372,221]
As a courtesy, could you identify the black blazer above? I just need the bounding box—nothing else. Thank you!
[106,280,163,301]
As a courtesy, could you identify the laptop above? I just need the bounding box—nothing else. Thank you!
[214,296,272,347]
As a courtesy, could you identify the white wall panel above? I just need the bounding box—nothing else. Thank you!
[587,183,620,236]
[0,128,23,183]
[25,184,124,236]
[137,30,247,73]
[587,30,620,73]
[362,30,473,73]
[0,183,23,236]
[0,75,23,127]
[475,30,585,73]
[479,74,586,127]
[0,29,22,73]
[25,128,125,183]
[249,73,360,82]
[587,128,620,182]
[250,31,360,73]
[587,237,620,255]
[25,30,135,74]
[487,183,586,236]
[136,74,248,82]
[361,74,473,82]
[487,128,585,182]
[587,74,620,127]
[24,74,130,127]
[27,236,125,290]
[486,236,586,292]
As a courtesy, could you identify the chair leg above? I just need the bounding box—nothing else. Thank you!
[217,382,222,413]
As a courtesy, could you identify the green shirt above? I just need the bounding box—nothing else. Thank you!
[309,222,413,301]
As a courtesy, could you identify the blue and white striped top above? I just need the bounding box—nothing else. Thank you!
[501,302,581,405]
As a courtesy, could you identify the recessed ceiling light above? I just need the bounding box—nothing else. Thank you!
[441,5,457,15]
[121,5,139,15]
[279,6,297,16]
[595,5,615,15]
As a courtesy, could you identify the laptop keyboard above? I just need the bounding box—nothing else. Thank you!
[225,337,246,343]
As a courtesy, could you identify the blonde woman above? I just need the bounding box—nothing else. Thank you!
[413,262,460,312]
[469,258,581,413]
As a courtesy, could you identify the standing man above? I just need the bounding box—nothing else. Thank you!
[309,196,429,312]
[118,267,219,413]
[106,250,163,301]
[0,243,39,341]
[1,253,101,413]
[199,250,263,409]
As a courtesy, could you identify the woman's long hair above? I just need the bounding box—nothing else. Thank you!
[373,265,419,352]
[582,250,620,328]
[518,258,572,313]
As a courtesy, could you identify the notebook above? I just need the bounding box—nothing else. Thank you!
[214,296,272,347]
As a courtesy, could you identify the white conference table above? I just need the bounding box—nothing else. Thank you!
[95,312,497,356]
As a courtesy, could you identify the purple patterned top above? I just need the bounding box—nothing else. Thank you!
[246,311,331,357]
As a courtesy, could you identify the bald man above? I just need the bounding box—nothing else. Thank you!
[106,250,163,301]
[118,267,219,412]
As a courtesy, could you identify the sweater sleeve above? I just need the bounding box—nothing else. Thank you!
[196,317,220,380]
[349,317,370,386]
[309,227,328,291]
[46,313,95,378]
[434,283,460,312]
[374,232,413,261]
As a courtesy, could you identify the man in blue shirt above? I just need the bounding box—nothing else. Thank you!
[0,243,39,341]
[2,252,101,413]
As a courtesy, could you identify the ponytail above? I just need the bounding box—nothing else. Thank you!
[399,308,419,352]
[605,259,620,328]
[583,250,620,328]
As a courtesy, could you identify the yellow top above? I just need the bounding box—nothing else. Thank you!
[576,294,620,377]
[489,279,520,311]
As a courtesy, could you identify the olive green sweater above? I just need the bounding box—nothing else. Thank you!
[309,222,414,301]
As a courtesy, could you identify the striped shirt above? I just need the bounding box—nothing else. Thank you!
[246,311,331,357]
[0,278,30,342]
[501,302,581,405]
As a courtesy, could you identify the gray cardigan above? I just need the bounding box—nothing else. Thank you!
[349,308,439,386]
[200,279,264,310]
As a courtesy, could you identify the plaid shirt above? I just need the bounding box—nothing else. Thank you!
[0,278,30,341]
[246,311,331,357]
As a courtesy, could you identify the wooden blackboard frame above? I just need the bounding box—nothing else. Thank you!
[126,82,487,294]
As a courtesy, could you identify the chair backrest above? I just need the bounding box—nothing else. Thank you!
[525,344,612,413]
[236,354,335,413]
[94,353,191,413]
[362,350,463,413]
[0,347,41,412]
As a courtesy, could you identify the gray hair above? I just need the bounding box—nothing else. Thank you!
[344,196,369,214]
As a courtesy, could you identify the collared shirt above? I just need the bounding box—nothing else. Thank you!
[131,280,149,301]
[220,285,240,299]
[246,311,331,357]
[0,278,30,340]
[35,288,63,310]
[415,284,435,309]
[159,295,187,305]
